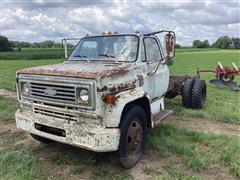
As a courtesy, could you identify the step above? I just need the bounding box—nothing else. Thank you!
[153,109,173,125]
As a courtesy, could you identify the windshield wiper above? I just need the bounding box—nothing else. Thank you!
[98,54,118,62]
[74,55,90,62]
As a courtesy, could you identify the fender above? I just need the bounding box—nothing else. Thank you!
[104,87,150,128]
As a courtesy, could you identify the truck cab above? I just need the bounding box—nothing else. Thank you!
[15,31,179,168]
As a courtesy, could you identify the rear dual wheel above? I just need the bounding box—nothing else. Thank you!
[182,78,207,109]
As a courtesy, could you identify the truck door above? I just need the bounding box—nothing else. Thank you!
[143,37,169,101]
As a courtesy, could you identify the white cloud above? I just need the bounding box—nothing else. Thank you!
[1,0,239,45]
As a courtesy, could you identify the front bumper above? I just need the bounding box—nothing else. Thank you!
[15,109,120,152]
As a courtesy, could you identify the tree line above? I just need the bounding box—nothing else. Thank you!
[10,40,63,48]
[192,36,240,49]
[176,36,240,49]
[0,35,239,52]
[0,35,74,52]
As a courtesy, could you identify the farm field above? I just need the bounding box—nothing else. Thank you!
[0,48,62,60]
[0,47,223,60]
[0,48,74,60]
[0,49,240,179]
[1,49,239,123]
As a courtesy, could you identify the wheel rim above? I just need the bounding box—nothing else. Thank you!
[126,118,143,155]
[221,74,232,82]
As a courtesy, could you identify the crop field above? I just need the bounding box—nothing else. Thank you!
[0,48,62,60]
[0,47,219,60]
[0,48,75,60]
[0,49,240,179]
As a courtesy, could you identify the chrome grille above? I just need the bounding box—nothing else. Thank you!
[30,82,75,102]
[34,106,78,122]
[18,74,96,110]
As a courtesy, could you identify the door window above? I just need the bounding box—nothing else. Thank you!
[144,37,161,61]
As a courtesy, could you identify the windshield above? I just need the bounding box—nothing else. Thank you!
[68,35,139,62]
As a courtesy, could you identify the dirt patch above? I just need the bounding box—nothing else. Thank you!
[202,165,236,180]
[164,115,240,137]
[129,151,169,179]
[0,120,17,133]
[0,88,17,100]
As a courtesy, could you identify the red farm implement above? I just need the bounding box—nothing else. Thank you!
[197,62,240,91]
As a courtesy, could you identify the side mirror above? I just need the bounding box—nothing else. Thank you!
[62,39,68,62]
[164,32,176,59]
[61,37,81,62]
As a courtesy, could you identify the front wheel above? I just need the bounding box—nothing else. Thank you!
[118,105,147,168]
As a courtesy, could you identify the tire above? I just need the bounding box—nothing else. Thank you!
[191,79,207,109]
[30,133,53,144]
[118,105,147,168]
[181,78,195,108]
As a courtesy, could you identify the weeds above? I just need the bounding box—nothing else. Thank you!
[147,123,240,177]
[0,97,19,121]
[0,145,40,179]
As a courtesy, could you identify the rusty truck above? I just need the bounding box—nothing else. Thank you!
[15,31,206,168]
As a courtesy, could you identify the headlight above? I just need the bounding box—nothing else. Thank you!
[21,82,29,96]
[79,89,89,102]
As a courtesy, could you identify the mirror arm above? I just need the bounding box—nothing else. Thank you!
[147,57,167,76]
[144,30,175,36]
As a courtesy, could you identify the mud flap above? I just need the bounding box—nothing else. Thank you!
[223,81,240,91]
[209,79,225,88]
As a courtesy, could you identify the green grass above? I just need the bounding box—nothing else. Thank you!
[0,59,59,90]
[147,124,240,177]
[0,96,19,121]
[144,163,203,180]
[166,49,240,124]
[0,128,40,180]
[176,48,220,53]
[0,146,40,180]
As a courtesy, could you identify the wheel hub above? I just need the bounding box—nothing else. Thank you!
[126,119,143,155]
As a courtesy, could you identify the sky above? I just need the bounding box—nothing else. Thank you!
[0,0,239,45]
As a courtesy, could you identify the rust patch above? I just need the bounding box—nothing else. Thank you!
[100,66,130,79]
[137,75,144,86]
[98,81,137,94]
[19,68,100,79]
[18,62,134,80]
[109,83,136,94]
[97,86,108,92]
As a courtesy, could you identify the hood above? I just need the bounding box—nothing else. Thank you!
[18,61,134,80]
